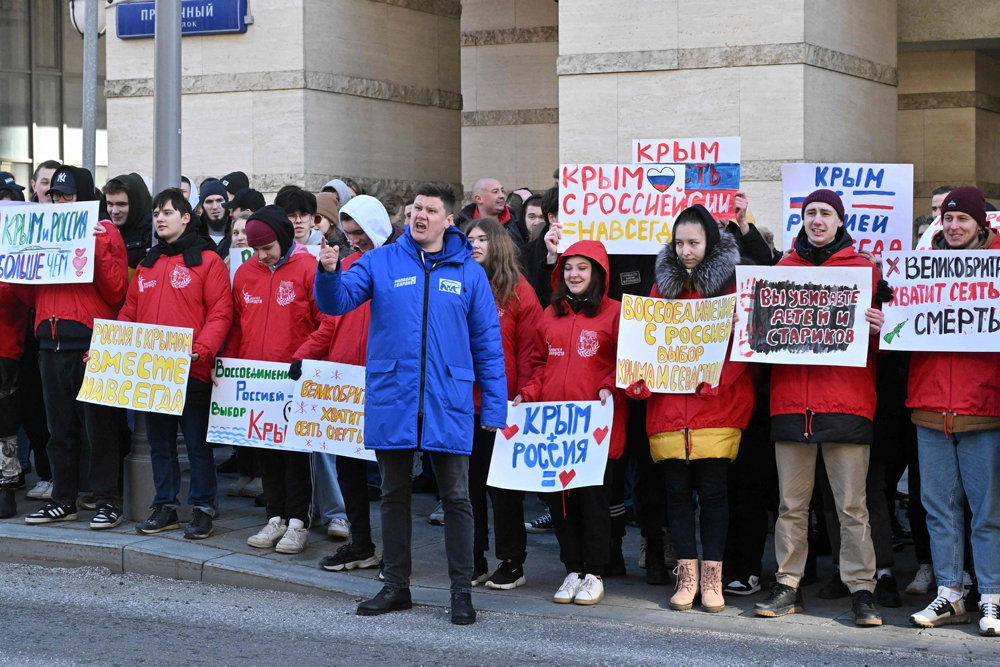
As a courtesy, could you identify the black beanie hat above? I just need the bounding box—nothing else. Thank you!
[802,188,845,221]
[247,204,295,256]
[672,203,721,258]
[940,186,987,228]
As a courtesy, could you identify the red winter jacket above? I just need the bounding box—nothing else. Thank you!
[907,230,1000,434]
[519,240,627,459]
[292,251,367,365]
[0,283,27,361]
[26,220,129,349]
[769,236,880,444]
[118,251,233,383]
[223,249,322,363]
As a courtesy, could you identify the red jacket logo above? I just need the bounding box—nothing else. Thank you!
[170,265,192,289]
[577,330,600,358]
[138,276,157,293]
[275,280,296,306]
[242,287,262,305]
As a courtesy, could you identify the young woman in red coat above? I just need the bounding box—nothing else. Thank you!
[515,239,626,606]
[464,218,543,591]
[628,204,755,613]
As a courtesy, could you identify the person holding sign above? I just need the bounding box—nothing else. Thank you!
[314,183,506,626]
[225,205,323,555]
[627,204,755,613]
[120,189,233,538]
[21,166,130,528]
[464,218,543,590]
[906,187,1000,636]
[754,189,886,626]
[513,240,626,606]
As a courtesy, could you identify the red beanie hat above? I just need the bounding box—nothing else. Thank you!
[245,218,278,248]
[940,186,987,228]
[801,188,845,221]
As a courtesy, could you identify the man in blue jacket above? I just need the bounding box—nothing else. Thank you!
[315,182,507,625]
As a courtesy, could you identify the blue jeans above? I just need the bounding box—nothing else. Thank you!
[311,452,346,523]
[917,425,1000,594]
[146,379,216,515]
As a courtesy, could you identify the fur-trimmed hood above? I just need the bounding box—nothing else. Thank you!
[655,231,740,298]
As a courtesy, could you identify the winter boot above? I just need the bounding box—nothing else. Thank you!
[670,559,699,610]
[700,560,725,612]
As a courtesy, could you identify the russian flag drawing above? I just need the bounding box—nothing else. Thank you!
[789,197,805,210]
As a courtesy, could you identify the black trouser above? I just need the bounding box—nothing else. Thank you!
[468,417,526,562]
[259,449,312,524]
[723,407,776,580]
[39,349,120,507]
[337,454,374,551]
[546,463,613,575]
[18,326,49,479]
[626,402,666,539]
[664,458,730,561]
[235,445,261,478]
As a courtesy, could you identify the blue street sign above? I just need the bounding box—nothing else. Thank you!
[116,0,248,39]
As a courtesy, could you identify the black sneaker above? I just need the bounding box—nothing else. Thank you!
[25,501,78,524]
[724,575,762,596]
[451,591,476,625]
[184,508,214,540]
[320,543,379,571]
[852,589,883,626]
[524,511,553,534]
[485,559,526,590]
[818,571,851,599]
[471,555,489,586]
[875,573,902,608]
[90,503,123,530]
[754,583,804,617]
[137,505,180,534]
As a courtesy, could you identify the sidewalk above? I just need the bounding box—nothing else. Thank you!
[1,465,996,662]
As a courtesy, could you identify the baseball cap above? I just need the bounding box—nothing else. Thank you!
[0,171,25,191]
[48,168,77,195]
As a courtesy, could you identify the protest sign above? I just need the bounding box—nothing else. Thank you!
[229,245,320,284]
[558,163,686,254]
[206,357,295,450]
[781,164,913,257]
[289,360,374,461]
[616,293,736,393]
[880,250,1000,352]
[0,200,98,284]
[77,319,192,415]
[731,265,872,367]
[487,400,612,492]
[915,212,1000,250]
[632,137,740,219]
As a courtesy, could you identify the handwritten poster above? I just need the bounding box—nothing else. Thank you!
[230,245,320,284]
[289,360,374,461]
[206,358,295,450]
[731,266,872,367]
[916,212,1000,250]
[632,137,740,219]
[781,164,913,257]
[616,293,736,393]
[880,250,1000,351]
[0,200,98,283]
[77,319,192,415]
[558,164,686,254]
[487,400,612,492]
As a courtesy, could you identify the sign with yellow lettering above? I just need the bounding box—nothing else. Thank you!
[290,360,373,461]
[616,294,736,393]
[77,319,192,415]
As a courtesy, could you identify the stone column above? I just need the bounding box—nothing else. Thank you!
[556,0,899,237]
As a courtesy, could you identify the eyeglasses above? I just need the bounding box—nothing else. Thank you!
[288,212,311,222]
[49,191,74,202]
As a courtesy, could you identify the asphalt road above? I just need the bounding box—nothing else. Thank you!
[0,562,990,666]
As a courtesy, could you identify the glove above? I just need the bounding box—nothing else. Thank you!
[626,379,651,400]
[288,359,302,381]
[874,279,894,306]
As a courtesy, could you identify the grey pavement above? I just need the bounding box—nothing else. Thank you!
[1,456,998,663]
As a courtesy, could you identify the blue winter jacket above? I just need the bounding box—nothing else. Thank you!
[313,225,507,454]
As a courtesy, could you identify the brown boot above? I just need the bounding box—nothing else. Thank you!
[669,559,699,610]
[700,560,725,612]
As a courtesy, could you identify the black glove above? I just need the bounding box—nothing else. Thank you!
[874,278,893,306]
[288,359,302,381]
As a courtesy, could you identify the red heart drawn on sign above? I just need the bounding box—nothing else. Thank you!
[72,254,88,276]
[558,469,576,488]
[501,424,519,439]
[75,248,86,257]
[593,426,609,444]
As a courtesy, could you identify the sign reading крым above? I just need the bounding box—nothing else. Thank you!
[632,137,741,219]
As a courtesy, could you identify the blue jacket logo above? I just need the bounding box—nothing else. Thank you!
[439,278,461,295]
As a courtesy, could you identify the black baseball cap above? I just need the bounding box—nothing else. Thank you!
[223,187,266,212]
[0,171,25,191]
[48,168,77,195]
[221,171,250,194]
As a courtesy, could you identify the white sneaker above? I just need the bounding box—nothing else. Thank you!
[247,516,287,549]
[906,564,934,595]
[553,572,583,604]
[226,476,253,497]
[638,537,647,569]
[275,518,309,554]
[26,480,53,500]
[428,501,444,525]
[980,594,1000,637]
[574,574,605,605]
[327,516,349,539]
[910,587,970,628]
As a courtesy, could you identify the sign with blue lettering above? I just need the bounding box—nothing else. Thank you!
[0,200,97,284]
[781,163,913,258]
[487,400,613,492]
[207,358,294,450]
[116,0,247,39]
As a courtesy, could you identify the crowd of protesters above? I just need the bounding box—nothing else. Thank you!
[0,164,998,634]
